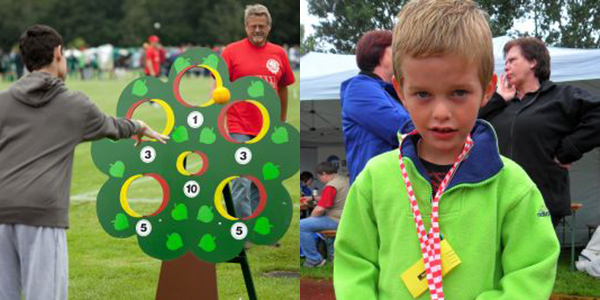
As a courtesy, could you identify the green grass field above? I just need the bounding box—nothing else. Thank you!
[300,243,600,297]
[0,71,300,300]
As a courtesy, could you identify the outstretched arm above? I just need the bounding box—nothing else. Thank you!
[133,120,169,146]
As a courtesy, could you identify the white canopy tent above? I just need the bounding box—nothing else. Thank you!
[300,36,600,245]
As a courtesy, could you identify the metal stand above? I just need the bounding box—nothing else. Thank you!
[223,184,257,300]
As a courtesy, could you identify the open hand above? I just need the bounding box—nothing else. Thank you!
[497,73,516,101]
[134,120,170,146]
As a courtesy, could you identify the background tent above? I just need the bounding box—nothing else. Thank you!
[300,36,600,246]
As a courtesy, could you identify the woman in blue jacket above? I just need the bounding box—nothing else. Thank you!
[340,30,410,184]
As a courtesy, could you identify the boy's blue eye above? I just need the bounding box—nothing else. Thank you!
[415,91,430,99]
[453,90,468,97]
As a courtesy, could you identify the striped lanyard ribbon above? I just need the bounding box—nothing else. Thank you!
[398,130,473,300]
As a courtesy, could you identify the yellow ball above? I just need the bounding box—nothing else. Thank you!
[212,86,231,104]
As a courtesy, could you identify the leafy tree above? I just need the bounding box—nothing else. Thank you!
[91,47,299,297]
[0,0,300,50]
[512,0,600,48]
[307,0,406,54]
[307,0,600,53]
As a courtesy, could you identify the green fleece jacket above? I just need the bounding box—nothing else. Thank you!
[334,120,559,300]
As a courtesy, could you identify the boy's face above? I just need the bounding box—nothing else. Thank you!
[393,54,496,164]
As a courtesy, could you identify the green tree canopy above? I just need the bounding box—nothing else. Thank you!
[0,0,299,51]
[305,0,600,54]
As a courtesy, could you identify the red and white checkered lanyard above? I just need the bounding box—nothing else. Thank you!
[398,130,473,300]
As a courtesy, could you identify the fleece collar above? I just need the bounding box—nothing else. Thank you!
[398,119,504,190]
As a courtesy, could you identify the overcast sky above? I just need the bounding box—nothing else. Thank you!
[301,0,318,37]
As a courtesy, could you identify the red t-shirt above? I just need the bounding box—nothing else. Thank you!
[222,39,295,136]
[145,46,160,76]
[317,186,337,209]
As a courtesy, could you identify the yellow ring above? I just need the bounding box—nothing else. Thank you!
[244,100,270,144]
[148,99,175,140]
[120,174,144,218]
[214,176,240,221]
[176,151,192,176]
[199,64,222,107]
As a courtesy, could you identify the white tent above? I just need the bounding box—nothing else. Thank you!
[300,36,600,245]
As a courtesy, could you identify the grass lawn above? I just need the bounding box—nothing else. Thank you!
[300,246,600,297]
[0,69,300,300]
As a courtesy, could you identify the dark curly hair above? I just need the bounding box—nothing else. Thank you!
[19,24,63,72]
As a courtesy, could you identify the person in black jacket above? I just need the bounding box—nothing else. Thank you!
[480,36,600,227]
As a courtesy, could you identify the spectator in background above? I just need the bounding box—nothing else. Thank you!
[340,30,410,184]
[0,48,7,81]
[144,35,161,77]
[300,162,349,268]
[300,171,315,219]
[11,46,24,79]
[300,171,314,197]
[289,45,300,70]
[480,37,600,227]
[222,4,295,222]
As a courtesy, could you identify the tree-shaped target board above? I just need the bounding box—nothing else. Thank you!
[91,47,299,263]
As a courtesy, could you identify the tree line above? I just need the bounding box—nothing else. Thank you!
[0,0,299,51]
[303,0,600,54]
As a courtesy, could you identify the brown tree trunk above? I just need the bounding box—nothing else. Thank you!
[155,252,219,300]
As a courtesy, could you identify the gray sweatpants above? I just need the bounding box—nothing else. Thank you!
[0,224,68,300]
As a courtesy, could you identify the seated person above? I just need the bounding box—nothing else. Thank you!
[300,171,314,197]
[300,171,315,218]
[300,162,349,267]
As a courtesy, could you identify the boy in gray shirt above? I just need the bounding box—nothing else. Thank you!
[0,24,168,300]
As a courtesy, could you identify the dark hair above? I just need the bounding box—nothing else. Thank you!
[300,171,314,182]
[355,30,392,73]
[503,37,550,82]
[316,162,338,175]
[19,24,63,72]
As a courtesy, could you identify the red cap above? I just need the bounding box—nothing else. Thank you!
[149,35,160,43]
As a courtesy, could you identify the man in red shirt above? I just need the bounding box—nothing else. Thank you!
[222,4,295,220]
[144,35,161,77]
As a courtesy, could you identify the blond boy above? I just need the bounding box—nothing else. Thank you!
[334,1,559,299]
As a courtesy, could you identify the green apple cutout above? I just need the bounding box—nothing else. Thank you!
[247,81,264,98]
[254,217,273,235]
[171,203,188,221]
[174,57,191,73]
[202,54,219,70]
[132,80,148,97]
[262,162,280,180]
[198,234,217,252]
[199,127,216,144]
[172,126,189,143]
[112,213,129,231]
[197,205,214,223]
[271,127,289,144]
[166,233,184,251]
[109,161,125,178]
